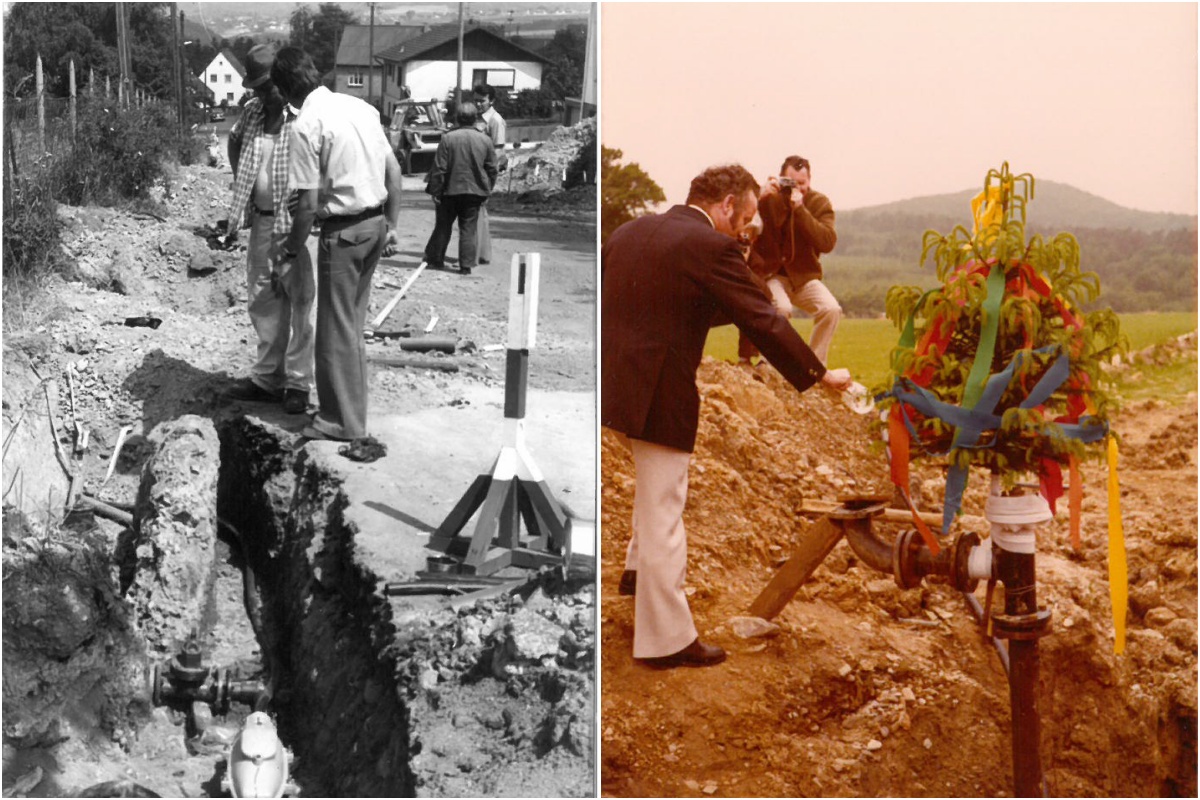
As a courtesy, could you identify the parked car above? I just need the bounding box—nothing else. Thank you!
[208,107,226,123]
[387,99,447,175]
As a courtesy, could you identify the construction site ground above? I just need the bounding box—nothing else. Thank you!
[2,143,596,797]
[600,358,1197,798]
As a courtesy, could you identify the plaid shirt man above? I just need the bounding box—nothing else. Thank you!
[228,96,295,235]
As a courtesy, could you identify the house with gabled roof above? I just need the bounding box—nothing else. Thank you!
[198,49,246,106]
[332,24,429,103]
[375,24,549,116]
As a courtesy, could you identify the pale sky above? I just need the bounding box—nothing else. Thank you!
[601,2,1198,215]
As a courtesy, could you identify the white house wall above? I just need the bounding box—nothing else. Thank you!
[403,60,543,102]
[199,54,246,106]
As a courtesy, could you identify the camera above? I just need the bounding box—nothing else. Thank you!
[778,177,796,197]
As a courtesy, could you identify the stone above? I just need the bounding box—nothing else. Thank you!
[901,687,917,703]
[1144,607,1178,628]
[189,249,218,276]
[923,738,933,750]
[866,739,883,751]
[727,615,781,639]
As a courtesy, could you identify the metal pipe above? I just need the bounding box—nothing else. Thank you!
[995,546,1045,798]
[962,591,1010,675]
[840,517,892,573]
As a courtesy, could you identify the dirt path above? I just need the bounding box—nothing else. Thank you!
[600,359,1197,797]
[2,155,595,796]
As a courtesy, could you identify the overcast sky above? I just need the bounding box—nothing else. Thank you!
[601,2,1198,215]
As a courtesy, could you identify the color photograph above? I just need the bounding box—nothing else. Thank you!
[600,3,1197,797]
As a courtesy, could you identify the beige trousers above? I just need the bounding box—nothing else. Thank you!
[765,275,842,364]
[624,438,699,658]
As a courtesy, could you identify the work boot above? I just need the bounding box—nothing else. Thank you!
[224,378,281,403]
[461,266,473,276]
[282,389,309,415]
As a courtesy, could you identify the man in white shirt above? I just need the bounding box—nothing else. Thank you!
[472,83,507,265]
[270,47,403,441]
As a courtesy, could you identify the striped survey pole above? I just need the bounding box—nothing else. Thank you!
[427,253,569,576]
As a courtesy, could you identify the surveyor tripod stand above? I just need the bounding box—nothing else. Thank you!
[425,254,571,576]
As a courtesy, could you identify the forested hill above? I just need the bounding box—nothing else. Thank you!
[825,181,1197,316]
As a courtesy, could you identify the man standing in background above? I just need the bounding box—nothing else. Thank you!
[473,83,507,266]
[423,102,498,276]
[270,46,403,442]
[740,155,841,366]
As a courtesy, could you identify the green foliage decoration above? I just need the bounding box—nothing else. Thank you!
[877,163,1125,486]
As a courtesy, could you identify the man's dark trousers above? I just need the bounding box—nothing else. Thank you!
[312,214,387,440]
[424,194,486,269]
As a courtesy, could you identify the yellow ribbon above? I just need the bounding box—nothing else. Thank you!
[1106,436,1127,655]
[970,182,1009,239]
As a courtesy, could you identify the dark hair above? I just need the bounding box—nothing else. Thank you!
[270,46,321,103]
[686,164,760,206]
[456,101,478,127]
[779,155,811,175]
[472,83,495,101]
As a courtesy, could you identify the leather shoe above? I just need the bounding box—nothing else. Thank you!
[637,638,726,669]
[618,569,637,596]
[282,389,309,415]
[224,379,281,403]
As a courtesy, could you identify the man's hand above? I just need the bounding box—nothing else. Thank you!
[760,176,782,198]
[382,228,400,257]
[821,368,853,391]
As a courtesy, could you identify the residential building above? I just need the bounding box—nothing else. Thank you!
[199,49,246,106]
[331,24,428,104]
[375,24,549,116]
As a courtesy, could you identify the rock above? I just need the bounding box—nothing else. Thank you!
[419,668,439,690]
[127,415,221,653]
[727,615,781,639]
[1164,618,1197,651]
[189,249,217,276]
[923,738,933,750]
[901,687,916,702]
[866,739,883,751]
[702,781,718,794]
[1144,607,1178,628]
[191,701,213,733]
[838,663,853,678]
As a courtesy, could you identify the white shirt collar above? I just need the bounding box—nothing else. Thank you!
[687,204,715,228]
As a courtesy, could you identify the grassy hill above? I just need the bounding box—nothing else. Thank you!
[824,181,1197,317]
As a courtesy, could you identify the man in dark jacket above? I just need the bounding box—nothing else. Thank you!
[740,155,841,365]
[602,164,851,668]
[423,102,498,275]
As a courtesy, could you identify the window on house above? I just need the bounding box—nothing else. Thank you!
[210,73,217,83]
[472,69,516,90]
[347,71,364,87]
[225,74,231,83]
[226,92,234,101]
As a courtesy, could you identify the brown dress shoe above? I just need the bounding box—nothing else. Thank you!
[637,638,726,669]
[618,569,637,596]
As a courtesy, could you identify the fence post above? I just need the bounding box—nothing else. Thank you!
[70,60,77,143]
[89,66,95,97]
[106,74,111,99]
[36,54,45,153]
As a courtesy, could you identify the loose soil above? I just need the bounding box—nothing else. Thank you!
[2,128,596,798]
[600,357,1197,798]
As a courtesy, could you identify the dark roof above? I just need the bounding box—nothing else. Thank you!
[335,24,428,67]
[218,48,245,78]
[375,24,549,66]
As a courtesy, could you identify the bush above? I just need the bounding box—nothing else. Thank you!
[2,175,63,281]
[51,96,180,206]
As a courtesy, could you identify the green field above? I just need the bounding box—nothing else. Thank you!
[705,311,1198,398]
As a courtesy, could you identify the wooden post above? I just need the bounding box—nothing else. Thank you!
[748,517,845,619]
[88,66,95,97]
[106,74,111,99]
[69,60,76,143]
[172,3,183,134]
[455,2,464,109]
[35,54,45,153]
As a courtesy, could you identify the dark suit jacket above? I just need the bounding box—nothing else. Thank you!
[602,205,827,452]
[752,188,837,285]
[425,126,497,198]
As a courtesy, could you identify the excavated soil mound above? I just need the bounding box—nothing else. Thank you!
[601,357,1197,797]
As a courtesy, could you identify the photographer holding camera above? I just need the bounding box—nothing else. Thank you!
[740,155,841,366]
